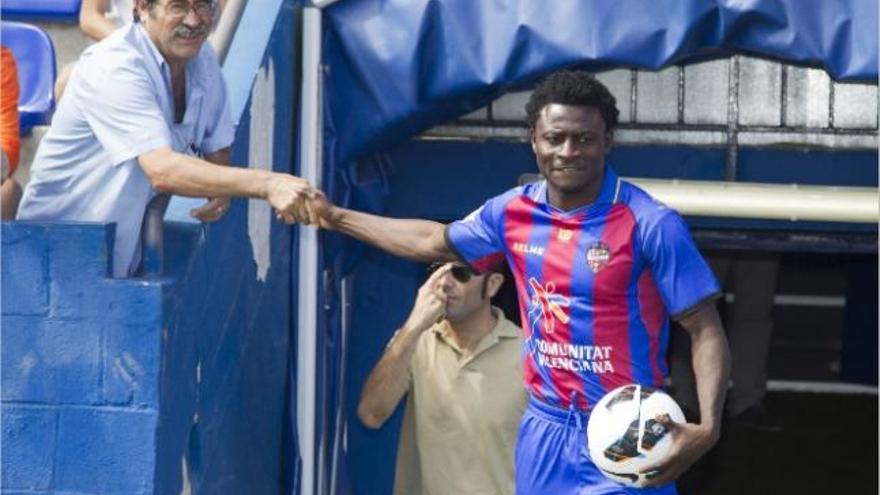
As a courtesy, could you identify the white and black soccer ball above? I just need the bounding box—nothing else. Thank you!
[586,384,685,487]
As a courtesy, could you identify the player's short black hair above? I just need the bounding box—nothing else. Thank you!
[525,70,620,132]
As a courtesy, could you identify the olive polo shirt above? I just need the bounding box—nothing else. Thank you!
[393,307,527,495]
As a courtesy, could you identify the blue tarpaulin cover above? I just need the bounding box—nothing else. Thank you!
[323,0,878,167]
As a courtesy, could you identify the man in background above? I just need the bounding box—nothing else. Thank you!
[358,262,526,495]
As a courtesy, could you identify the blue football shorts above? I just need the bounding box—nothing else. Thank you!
[515,394,678,495]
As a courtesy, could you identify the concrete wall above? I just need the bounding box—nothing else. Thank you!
[2,222,164,494]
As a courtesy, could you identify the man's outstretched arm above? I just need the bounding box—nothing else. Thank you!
[312,190,457,263]
[138,147,316,224]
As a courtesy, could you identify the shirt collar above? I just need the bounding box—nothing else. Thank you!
[433,306,518,350]
[527,164,621,208]
[133,23,207,84]
[134,23,168,72]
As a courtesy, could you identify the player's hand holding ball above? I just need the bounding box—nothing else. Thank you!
[587,384,716,488]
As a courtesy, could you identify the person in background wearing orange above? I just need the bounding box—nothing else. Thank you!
[1,45,22,220]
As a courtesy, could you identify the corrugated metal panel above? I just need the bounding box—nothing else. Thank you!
[785,67,831,127]
[636,66,680,124]
[595,69,633,123]
[684,59,729,125]
[833,82,879,129]
[738,57,783,126]
[460,106,489,121]
[491,90,530,122]
[739,131,876,148]
[424,56,878,151]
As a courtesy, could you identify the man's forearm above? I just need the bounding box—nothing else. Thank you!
[327,207,456,263]
[140,148,274,199]
[685,306,731,436]
[357,325,425,429]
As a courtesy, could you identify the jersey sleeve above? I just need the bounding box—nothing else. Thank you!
[641,210,720,318]
[444,189,516,270]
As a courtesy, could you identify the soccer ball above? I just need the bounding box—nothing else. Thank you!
[586,384,685,487]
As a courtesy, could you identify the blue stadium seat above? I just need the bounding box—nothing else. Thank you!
[1,21,57,135]
[1,0,82,23]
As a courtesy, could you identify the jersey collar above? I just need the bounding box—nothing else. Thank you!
[527,164,621,211]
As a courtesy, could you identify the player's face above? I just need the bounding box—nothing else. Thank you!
[531,104,613,209]
[440,264,489,322]
[140,0,214,66]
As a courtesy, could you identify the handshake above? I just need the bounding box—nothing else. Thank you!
[266,174,333,227]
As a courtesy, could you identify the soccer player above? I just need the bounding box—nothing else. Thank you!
[310,70,731,494]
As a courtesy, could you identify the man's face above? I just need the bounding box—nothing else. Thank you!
[439,264,491,322]
[531,104,613,200]
[139,0,214,65]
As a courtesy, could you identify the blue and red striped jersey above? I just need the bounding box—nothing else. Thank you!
[445,166,720,411]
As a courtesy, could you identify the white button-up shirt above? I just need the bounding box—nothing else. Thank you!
[18,23,234,277]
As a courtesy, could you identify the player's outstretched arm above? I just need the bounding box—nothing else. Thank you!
[308,189,457,263]
[640,301,730,487]
[357,265,451,429]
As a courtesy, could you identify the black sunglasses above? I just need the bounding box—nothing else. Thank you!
[428,262,481,283]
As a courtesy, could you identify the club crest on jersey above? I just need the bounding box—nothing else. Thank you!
[586,242,612,273]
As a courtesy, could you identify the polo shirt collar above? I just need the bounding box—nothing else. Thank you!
[433,306,518,356]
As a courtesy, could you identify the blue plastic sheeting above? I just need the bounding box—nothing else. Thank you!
[0,0,82,22]
[322,0,878,167]
[1,21,56,135]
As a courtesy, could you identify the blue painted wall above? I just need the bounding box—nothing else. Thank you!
[1,2,300,494]
[2,223,163,494]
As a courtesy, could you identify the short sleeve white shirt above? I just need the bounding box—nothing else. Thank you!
[17,23,235,277]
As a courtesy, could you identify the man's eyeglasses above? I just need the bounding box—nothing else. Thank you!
[164,0,215,19]
[428,262,481,283]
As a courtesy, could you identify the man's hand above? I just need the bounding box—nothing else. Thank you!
[267,175,316,225]
[402,263,451,333]
[303,187,336,229]
[190,197,231,222]
[639,417,719,487]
